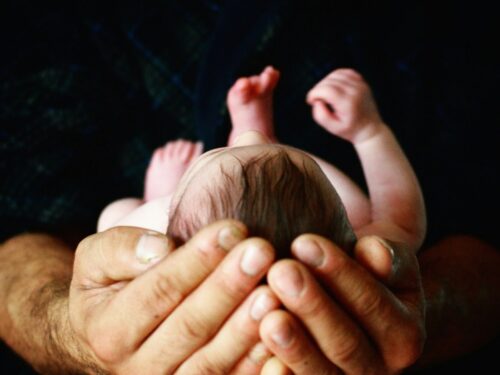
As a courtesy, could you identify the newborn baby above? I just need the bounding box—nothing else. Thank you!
[98,67,426,257]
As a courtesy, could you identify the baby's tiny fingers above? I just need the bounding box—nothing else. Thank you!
[306,83,346,105]
[311,101,339,128]
[330,68,364,81]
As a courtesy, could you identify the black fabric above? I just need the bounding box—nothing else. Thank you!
[0,0,222,244]
[1,0,499,373]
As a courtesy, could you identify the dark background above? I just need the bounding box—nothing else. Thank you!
[1,0,498,373]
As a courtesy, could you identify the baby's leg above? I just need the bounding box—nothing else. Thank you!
[97,196,171,233]
[226,66,280,146]
[98,140,202,232]
[97,198,142,232]
[144,140,203,201]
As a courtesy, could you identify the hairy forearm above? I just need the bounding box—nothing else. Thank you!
[415,235,500,368]
[0,233,99,374]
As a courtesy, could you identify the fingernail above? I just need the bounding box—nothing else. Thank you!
[240,244,269,276]
[248,342,270,364]
[293,238,324,267]
[218,225,245,251]
[136,232,170,264]
[377,238,395,262]
[250,293,275,321]
[274,265,304,297]
[271,322,294,348]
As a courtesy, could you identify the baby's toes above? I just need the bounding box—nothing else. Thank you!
[227,77,253,106]
[164,141,179,158]
[178,141,195,161]
[147,146,169,172]
[151,148,163,163]
[191,141,204,160]
[182,141,203,164]
[258,66,280,94]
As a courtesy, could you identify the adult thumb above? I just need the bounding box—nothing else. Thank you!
[354,235,421,290]
[73,226,175,287]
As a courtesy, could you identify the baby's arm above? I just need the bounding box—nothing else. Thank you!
[306,153,371,229]
[307,69,426,251]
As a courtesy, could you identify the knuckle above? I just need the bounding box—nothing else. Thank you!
[343,85,358,96]
[346,68,361,76]
[233,315,257,342]
[339,68,363,79]
[354,288,384,319]
[177,310,212,343]
[332,334,363,364]
[191,353,226,375]
[216,271,249,299]
[300,293,328,318]
[326,252,349,274]
[322,85,340,97]
[149,274,184,308]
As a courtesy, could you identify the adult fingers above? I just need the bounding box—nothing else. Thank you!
[267,260,384,374]
[229,342,273,375]
[354,235,422,290]
[73,226,175,287]
[135,238,275,373]
[179,286,279,374]
[261,356,292,375]
[260,310,341,374]
[291,234,425,369]
[86,220,248,364]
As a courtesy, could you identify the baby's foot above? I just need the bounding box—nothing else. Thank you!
[227,66,280,146]
[144,140,203,201]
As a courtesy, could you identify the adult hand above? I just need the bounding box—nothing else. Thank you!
[260,235,425,374]
[69,221,280,374]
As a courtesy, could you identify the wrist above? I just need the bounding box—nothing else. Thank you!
[351,121,387,145]
[49,287,107,374]
[0,233,106,374]
[19,277,106,374]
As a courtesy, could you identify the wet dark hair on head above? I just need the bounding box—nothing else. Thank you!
[167,149,356,258]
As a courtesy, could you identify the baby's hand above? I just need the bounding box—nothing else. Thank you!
[306,68,383,143]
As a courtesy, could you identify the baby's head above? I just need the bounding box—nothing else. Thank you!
[167,139,356,258]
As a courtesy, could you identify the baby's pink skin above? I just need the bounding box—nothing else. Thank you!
[143,65,282,205]
[144,140,203,202]
[227,66,280,146]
